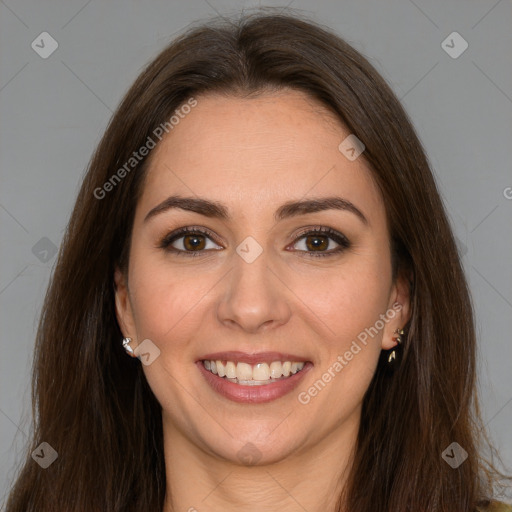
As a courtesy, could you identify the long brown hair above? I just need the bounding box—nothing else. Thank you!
[5,9,510,511]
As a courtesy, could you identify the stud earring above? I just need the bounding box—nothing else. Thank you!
[387,328,405,365]
[392,328,404,345]
[122,337,137,358]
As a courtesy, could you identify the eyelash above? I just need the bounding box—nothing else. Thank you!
[157,226,350,258]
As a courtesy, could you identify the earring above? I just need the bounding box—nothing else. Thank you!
[122,337,137,358]
[387,328,405,365]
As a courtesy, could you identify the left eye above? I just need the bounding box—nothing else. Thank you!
[290,228,350,257]
[293,233,339,252]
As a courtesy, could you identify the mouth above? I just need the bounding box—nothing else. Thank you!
[201,359,307,385]
[196,351,313,403]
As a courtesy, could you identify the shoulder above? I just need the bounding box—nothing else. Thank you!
[476,501,512,512]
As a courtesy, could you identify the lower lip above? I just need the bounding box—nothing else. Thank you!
[196,361,313,404]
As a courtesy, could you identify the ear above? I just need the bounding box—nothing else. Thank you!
[114,266,137,340]
[381,270,412,350]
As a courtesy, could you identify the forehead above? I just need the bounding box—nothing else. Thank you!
[137,89,383,223]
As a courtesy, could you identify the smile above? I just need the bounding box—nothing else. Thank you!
[202,359,306,385]
[197,354,313,403]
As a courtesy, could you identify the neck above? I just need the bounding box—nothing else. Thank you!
[161,412,358,512]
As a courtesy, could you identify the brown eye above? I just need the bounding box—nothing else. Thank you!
[168,232,219,253]
[182,233,206,251]
[292,227,350,257]
[158,227,222,256]
[304,234,330,252]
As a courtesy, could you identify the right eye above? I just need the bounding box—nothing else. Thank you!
[158,227,223,256]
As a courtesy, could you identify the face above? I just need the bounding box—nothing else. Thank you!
[114,89,410,465]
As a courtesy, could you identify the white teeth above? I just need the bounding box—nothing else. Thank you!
[216,360,225,377]
[236,362,253,381]
[269,361,282,379]
[202,359,306,383]
[225,361,237,379]
[253,363,270,381]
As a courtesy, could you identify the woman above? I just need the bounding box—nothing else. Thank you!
[5,10,511,512]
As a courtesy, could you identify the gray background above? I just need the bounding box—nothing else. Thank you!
[1,0,511,506]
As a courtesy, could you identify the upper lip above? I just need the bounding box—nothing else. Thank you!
[198,351,311,365]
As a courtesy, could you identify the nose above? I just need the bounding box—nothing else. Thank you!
[216,247,292,334]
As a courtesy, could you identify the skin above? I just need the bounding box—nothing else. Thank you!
[114,89,410,512]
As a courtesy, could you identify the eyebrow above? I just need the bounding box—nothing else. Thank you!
[143,195,368,225]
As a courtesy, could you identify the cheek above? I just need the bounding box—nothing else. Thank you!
[127,255,216,352]
[298,272,389,411]
[291,254,392,345]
